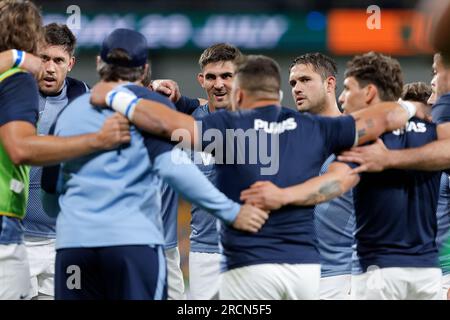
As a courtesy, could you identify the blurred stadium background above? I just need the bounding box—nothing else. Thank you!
[34,0,434,290]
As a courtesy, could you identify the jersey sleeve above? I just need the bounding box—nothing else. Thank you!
[175,96,201,115]
[0,72,39,127]
[316,115,356,155]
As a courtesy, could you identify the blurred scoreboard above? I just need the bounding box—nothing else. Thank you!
[44,9,433,55]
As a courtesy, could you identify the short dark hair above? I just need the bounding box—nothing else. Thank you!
[344,51,403,102]
[235,55,281,95]
[401,82,431,105]
[97,48,146,82]
[198,43,243,70]
[44,23,76,56]
[290,52,337,80]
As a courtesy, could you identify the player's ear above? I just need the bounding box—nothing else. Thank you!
[325,76,336,94]
[67,56,76,72]
[236,88,244,108]
[96,56,101,69]
[230,87,240,111]
[197,73,204,88]
[365,84,378,104]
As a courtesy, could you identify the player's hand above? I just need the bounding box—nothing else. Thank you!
[90,81,120,107]
[151,79,181,103]
[240,181,286,211]
[19,52,43,78]
[232,204,269,233]
[337,138,390,174]
[95,112,131,149]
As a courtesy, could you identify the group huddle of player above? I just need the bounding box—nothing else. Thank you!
[0,0,450,300]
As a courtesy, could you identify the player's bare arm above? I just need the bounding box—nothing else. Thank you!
[0,112,130,166]
[240,162,359,211]
[350,101,418,145]
[152,79,208,105]
[0,49,42,77]
[339,122,450,173]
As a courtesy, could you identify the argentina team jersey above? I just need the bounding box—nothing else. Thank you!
[0,70,39,244]
[351,117,440,272]
[198,105,356,271]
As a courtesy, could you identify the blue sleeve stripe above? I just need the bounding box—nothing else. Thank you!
[13,50,24,68]
[108,91,118,107]
[125,98,140,118]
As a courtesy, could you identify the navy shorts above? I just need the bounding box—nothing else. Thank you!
[55,245,167,300]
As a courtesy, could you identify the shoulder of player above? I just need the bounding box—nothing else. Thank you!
[381,117,436,140]
[0,70,37,91]
[435,92,450,106]
[285,108,318,124]
[55,93,106,134]
[124,84,176,110]
[66,76,89,90]
[191,103,210,117]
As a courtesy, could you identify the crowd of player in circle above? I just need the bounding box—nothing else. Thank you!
[0,0,450,300]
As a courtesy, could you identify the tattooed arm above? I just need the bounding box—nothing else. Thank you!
[350,101,418,146]
[240,162,359,211]
[338,122,450,173]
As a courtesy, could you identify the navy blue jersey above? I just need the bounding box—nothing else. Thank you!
[175,96,201,115]
[431,93,450,124]
[0,71,39,127]
[0,71,39,245]
[352,117,440,272]
[199,105,356,271]
[431,94,450,275]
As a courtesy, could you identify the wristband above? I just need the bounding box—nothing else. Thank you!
[398,99,416,120]
[12,49,25,68]
[105,90,139,120]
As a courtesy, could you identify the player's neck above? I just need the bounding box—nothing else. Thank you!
[239,99,281,110]
[319,101,342,117]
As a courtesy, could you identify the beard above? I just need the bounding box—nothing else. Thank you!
[298,91,328,115]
